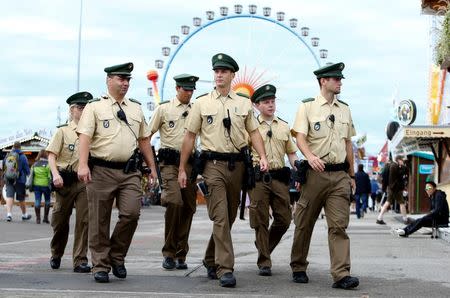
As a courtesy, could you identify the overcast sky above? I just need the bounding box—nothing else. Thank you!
[0,0,432,155]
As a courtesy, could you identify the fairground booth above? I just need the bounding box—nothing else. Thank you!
[390,125,447,213]
[386,0,450,213]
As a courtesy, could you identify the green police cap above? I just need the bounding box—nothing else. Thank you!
[313,62,345,79]
[212,53,239,72]
[66,91,93,105]
[173,73,199,91]
[104,62,134,77]
[251,84,277,103]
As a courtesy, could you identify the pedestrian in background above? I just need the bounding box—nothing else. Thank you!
[377,155,408,225]
[354,164,371,218]
[32,149,52,224]
[3,141,31,222]
[396,181,448,237]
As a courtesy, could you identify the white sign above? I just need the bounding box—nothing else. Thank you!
[402,138,420,155]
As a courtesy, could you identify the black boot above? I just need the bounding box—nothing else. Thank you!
[43,205,50,224]
[35,207,41,224]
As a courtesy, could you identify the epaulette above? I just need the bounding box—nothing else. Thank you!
[196,92,209,99]
[277,116,288,124]
[337,99,348,106]
[158,100,170,105]
[256,114,263,124]
[100,95,108,99]
[129,98,141,105]
[88,98,101,103]
[56,123,68,128]
[302,97,315,103]
[236,92,250,99]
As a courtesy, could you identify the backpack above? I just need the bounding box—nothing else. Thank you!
[3,151,20,182]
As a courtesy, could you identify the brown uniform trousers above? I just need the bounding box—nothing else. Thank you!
[50,181,89,267]
[160,163,197,261]
[290,170,351,282]
[202,160,244,278]
[87,166,142,273]
[248,178,291,268]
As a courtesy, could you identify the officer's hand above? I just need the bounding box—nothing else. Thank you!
[295,181,301,192]
[350,177,356,191]
[77,165,91,184]
[178,170,187,189]
[259,157,269,172]
[52,174,64,188]
[308,155,325,172]
[148,172,157,188]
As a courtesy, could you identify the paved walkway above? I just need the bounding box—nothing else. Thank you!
[0,205,449,297]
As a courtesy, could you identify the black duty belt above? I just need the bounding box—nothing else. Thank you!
[324,162,349,172]
[256,166,291,185]
[158,148,194,166]
[90,157,127,170]
[201,151,244,162]
[201,151,244,171]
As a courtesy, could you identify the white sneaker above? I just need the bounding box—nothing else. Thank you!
[395,228,406,236]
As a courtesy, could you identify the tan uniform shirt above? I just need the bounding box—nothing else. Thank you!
[148,97,191,151]
[185,90,258,153]
[252,115,297,169]
[291,94,356,164]
[77,93,151,162]
[46,120,80,171]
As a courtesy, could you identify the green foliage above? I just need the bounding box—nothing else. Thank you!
[436,10,450,66]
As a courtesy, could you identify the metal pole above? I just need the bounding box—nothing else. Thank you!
[76,0,83,92]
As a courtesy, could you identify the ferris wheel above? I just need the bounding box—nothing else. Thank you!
[147,4,332,124]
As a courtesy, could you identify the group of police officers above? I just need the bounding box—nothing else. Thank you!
[45,52,359,290]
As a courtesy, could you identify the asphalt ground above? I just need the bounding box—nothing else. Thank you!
[0,204,449,297]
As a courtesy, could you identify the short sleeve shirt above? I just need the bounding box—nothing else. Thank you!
[46,120,80,171]
[291,94,356,164]
[185,90,258,153]
[148,97,191,151]
[252,115,297,169]
[76,93,151,162]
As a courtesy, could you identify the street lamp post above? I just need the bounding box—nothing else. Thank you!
[76,0,83,92]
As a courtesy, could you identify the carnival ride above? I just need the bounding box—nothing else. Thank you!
[146,4,331,117]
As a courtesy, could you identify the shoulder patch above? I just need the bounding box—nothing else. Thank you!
[302,97,315,103]
[56,123,68,128]
[88,98,100,103]
[129,98,141,105]
[337,99,348,106]
[196,92,209,99]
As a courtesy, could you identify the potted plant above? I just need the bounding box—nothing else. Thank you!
[436,9,450,70]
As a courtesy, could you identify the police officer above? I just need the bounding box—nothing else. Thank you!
[178,53,269,288]
[148,74,199,270]
[248,84,298,277]
[290,62,359,289]
[77,62,157,283]
[47,91,92,273]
